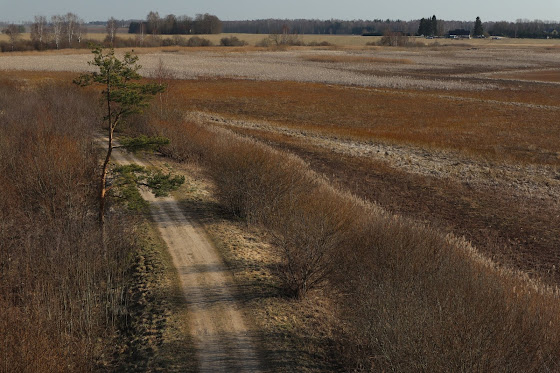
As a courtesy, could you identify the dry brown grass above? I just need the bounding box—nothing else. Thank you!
[221,123,560,280]
[120,53,560,368]
[0,70,79,84]
[4,45,560,91]
[164,78,560,165]
[4,45,560,370]
[136,68,560,299]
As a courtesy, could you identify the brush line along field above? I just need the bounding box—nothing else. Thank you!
[1,40,560,371]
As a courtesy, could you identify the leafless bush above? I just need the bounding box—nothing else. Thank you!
[0,81,136,370]
[152,119,345,296]
[269,185,356,297]
[220,36,248,47]
[151,58,176,117]
[186,36,213,47]
[257,29,304,49]
[377,31,414,47]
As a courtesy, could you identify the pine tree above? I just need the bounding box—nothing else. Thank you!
[431,15,438,36]
[74,45,176,226]
[418,18,432,36]
[474,16,484,36]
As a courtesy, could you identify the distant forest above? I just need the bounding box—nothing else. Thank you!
[221,18,560,38]
[123,13,560,38]
[118,12,560,39]
[128,12,222,35]
[1,12,559,51]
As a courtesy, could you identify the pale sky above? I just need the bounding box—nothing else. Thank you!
[1,0,559,23]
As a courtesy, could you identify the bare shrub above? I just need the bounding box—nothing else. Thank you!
[255,37,271,47]
[152,119,345,296]
[220,36,248,47]
[186,36,213,47]
[256,29,304,49]
[0,81,136,370]
[151,58,175,117]
[269,31,303,46]
[269,184,357,298]
[334,212,560,371]
[378,31,412,47]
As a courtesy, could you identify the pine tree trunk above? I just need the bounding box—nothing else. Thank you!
[99,127,113,226]
[99,76,113,227]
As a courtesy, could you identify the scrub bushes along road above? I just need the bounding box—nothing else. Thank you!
[152,116,560,371]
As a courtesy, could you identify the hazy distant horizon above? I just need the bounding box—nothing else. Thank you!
[2,0,559,24]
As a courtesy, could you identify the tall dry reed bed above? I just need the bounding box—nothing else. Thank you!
[0,82,134,372]
[154,116,560,371]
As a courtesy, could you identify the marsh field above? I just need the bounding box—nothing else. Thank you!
[1,35,560,371]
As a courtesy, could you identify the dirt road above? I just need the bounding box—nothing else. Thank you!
[111,147,262,372]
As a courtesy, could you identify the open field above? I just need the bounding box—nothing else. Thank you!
[2,41,560,370]
[2,43,559,258]
[2,44,560,90]
[1,44,559,281]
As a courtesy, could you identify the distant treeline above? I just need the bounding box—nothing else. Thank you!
[1,13,559,53]
[128,12,222,35]
[486,20,560,38]
[221,18,560,38]
[222,18,419,35]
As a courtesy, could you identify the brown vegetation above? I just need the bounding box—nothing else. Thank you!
[144,110,560,370]
[166,75,560,288]
[3,43,560,371]
[210,123,560,284]
[0,80,137,371]
[163,78,560,165]
[0,74,184,371]
[139,49,559,369]
[120,45,560,368]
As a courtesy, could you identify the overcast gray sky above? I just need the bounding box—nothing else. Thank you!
[2,0,559,23]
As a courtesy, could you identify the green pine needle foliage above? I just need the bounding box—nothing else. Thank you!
[111,163,184,210]
[119,135,171,153]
